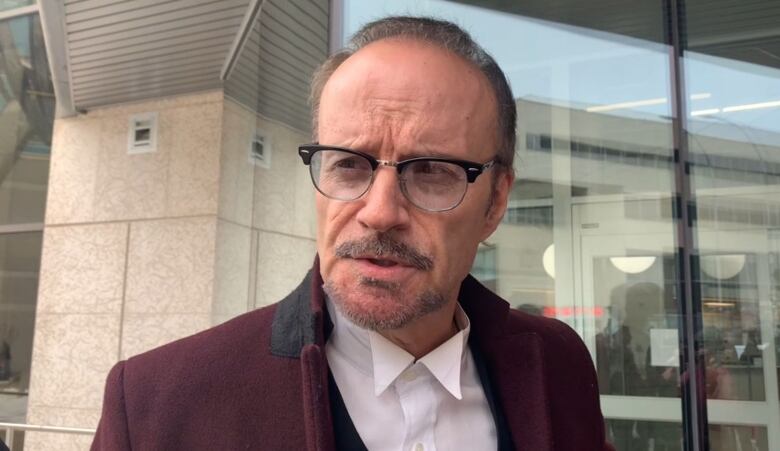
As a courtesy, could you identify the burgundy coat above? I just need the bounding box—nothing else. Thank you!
[92,260,612,451]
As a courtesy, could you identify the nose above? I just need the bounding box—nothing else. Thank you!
[355,167,410,232]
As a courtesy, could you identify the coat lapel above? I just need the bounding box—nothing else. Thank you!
[270,258,335,451]
[460,276,553,451]
[479,333,553,451]
[272,265,554,451]
[301,343,335,451]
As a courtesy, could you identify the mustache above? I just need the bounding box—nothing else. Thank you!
[334,233,434,271]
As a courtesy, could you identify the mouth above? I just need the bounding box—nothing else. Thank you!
[358,257,407,268]
[369,258,396,267]
[350,255,417,281]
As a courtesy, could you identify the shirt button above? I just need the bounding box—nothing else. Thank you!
[413,444,424,451]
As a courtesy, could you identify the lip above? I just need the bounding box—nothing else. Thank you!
[351,257,418,282]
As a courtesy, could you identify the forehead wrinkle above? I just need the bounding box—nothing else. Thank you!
[359,94,476,152]
[318,39,498,160]
[323,97,423,154]
[324,106,474,160]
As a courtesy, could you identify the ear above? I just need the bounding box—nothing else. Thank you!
[480,170,514,241]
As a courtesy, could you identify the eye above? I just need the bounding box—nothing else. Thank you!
[322,153,369,173]
[411,161,459,177]
[323,155,352,169]
[334,156,362,169]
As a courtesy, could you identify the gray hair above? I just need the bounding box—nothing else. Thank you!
[309,16,516,175]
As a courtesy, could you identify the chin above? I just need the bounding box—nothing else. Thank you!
[323,277,447,331]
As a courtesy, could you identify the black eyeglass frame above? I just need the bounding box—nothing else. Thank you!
[299,144,495,181]
[298,143,496,212]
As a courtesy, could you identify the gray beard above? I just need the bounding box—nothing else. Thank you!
[323,276,447,331]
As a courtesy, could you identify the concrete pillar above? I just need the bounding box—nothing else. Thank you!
[24,91,316,449]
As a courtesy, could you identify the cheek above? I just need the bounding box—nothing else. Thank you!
[426,218,483,281]
[316,197,349,241]
[315,197,359,271]
[315,197,339,274]
[315,196,329,243]
[438,231,479,275]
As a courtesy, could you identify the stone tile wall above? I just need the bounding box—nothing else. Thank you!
[26,93,318,449]
[26,92,224,449]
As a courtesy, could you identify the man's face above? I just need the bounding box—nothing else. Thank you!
[316,39,511,330]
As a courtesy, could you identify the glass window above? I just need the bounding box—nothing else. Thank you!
[607,419,683,451]
[685,0,780,447]
[0,1,32,13]
[607,419,769,451]
[342,1,682,449]
[0,231,42,415]
[342,1,779,449]
[0,11,51,427]
[0,13,53,225]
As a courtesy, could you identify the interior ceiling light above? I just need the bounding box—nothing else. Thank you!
[700,254,746,280]
[689,99,780,117]
[587,93,710,113]
[543,244,555,279]
[609,256,656,274]
[721,99,780,113]
[586,98,667,112]
[691,108,720,116]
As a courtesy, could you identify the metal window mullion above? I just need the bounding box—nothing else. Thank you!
[666,0,709,450]
[328,0,344,54]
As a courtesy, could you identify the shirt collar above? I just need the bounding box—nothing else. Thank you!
[418,307,470,400]
[326,296,471,400]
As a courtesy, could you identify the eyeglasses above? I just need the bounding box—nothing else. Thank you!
[298,144,495,212]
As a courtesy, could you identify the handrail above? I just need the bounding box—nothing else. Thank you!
[0,422,95,449]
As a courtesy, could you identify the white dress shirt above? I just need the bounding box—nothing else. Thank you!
[325,299,497,451]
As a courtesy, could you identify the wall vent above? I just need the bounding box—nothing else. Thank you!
[128,112,158,154]
[249,132,272,168]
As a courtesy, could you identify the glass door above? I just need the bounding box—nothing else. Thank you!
[576,200,683,449]
[576,200,776,450]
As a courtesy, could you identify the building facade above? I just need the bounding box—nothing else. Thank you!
[0,1,778,450]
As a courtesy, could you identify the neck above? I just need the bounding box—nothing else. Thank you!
[379,301,459,359]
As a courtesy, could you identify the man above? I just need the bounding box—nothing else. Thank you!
[92,17,610,451]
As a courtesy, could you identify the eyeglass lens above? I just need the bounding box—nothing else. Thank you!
[310,149,469,211]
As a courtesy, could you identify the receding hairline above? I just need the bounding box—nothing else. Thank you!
[321,37,499,109]
[314,36,500,140]
[310,16,516,182]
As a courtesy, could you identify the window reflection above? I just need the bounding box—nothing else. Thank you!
[606,419,769,451]
[344,0,780,448]
[0,231,41,393]
[596,273,680,399]
[0,14,53,225]
[685,0,780,440]
[0,12,51,427]
[0,1,32,13]
[700,253,766,401]
[771,232,780,401]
